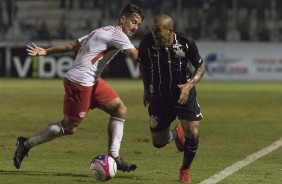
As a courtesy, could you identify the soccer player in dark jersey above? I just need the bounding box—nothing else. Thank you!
[138,14,205,183]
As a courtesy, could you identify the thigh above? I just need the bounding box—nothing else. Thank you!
[90,78,119,109]
[63,78,92,122]
[149,97,176,132]
[177,95,202,138]
[98,97,126,118]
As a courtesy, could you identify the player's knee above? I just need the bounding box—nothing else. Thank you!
[62,118,80,135]
[115,102,127,118]
[64,128,76,135]
[185,122,199,137]
[153,142,166,149]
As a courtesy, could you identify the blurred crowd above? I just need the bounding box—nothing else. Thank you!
[0,0,281,42]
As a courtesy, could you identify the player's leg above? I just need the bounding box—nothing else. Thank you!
[25,78,92,146]
[178,119,200,184]
[99,97,137,172]
[99,97,126,158]
[177,97,203,183]
[180,120,200,169]
[151,125,183,147]
[149,97,177,148]
[13,117,81,169]
[13,78,92,169]
[92,78,136,172]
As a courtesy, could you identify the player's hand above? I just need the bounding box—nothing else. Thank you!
[177,83,190,104]
[26,43,47,56]
[143,92,150,107]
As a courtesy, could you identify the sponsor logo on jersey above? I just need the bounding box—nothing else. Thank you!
[172,43,183,49]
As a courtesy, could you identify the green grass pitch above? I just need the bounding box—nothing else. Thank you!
[0,79,281,184]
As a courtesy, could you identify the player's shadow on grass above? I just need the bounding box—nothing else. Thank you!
[0,170,176,183]
[0,169,89,178]
[0,170,146,181]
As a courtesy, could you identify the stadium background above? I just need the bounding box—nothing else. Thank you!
[0,0,281,80]
[1,1,282,184]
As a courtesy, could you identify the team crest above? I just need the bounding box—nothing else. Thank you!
[172,43,182,48]
[150,115,158,128]
[79,112,86,118]
[173,47,185,59]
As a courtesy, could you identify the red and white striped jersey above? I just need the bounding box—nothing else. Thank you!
[65,25,135,86]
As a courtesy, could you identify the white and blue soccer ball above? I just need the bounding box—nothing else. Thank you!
[90,154,117,181]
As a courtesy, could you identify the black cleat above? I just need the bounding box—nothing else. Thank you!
[114,156,137,172]
[13,137,30,169]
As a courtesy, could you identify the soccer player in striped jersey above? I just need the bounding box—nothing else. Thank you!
[138,14,205,183]
[13,3,144,172]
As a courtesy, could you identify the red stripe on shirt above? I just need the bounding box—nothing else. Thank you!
[91,46,116,64]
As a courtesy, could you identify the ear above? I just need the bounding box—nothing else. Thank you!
[120,16,125,24]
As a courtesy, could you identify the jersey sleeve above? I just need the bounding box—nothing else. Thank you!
[186,39,203,69]
[110,29,135,51]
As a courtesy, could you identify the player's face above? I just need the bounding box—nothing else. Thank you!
[121,13,142,37]
[152,23,172,47]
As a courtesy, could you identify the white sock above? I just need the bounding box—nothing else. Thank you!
[24,121,65,149]
[168,131,174,143]
[108,117,125,158]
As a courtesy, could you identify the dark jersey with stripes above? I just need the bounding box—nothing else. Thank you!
[138,32,203,97]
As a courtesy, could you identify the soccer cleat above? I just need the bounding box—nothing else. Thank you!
[114,156,137,172]
[179,167,191,184]
[13,137,30,169]
[174,123,185,152]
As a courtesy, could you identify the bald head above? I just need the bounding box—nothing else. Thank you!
[152,14,174,47]
[153,14,173,30]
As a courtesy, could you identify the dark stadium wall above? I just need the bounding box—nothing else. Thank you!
[1,46,138,78]
[0,48,5,77]
[2,42,282,80]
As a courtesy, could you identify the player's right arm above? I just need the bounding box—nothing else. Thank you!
[26,40,80,56]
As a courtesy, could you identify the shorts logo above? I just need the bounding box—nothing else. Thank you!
[196,113,202,118]
[150,115,158,128]
[79,112,86,118]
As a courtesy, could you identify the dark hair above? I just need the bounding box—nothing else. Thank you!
[119,4,144,21]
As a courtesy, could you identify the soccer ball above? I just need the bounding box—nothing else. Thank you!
[90,154,117,181]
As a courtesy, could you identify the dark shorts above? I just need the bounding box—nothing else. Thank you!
[148,94,203,133]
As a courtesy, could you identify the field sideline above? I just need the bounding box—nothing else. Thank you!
[0,79,281,184]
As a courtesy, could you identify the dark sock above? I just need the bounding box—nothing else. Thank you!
[182,137,199,169]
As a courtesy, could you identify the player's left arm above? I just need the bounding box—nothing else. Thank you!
[178,64,205,104]
[178,40,205,104]
[123,48,139,61]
